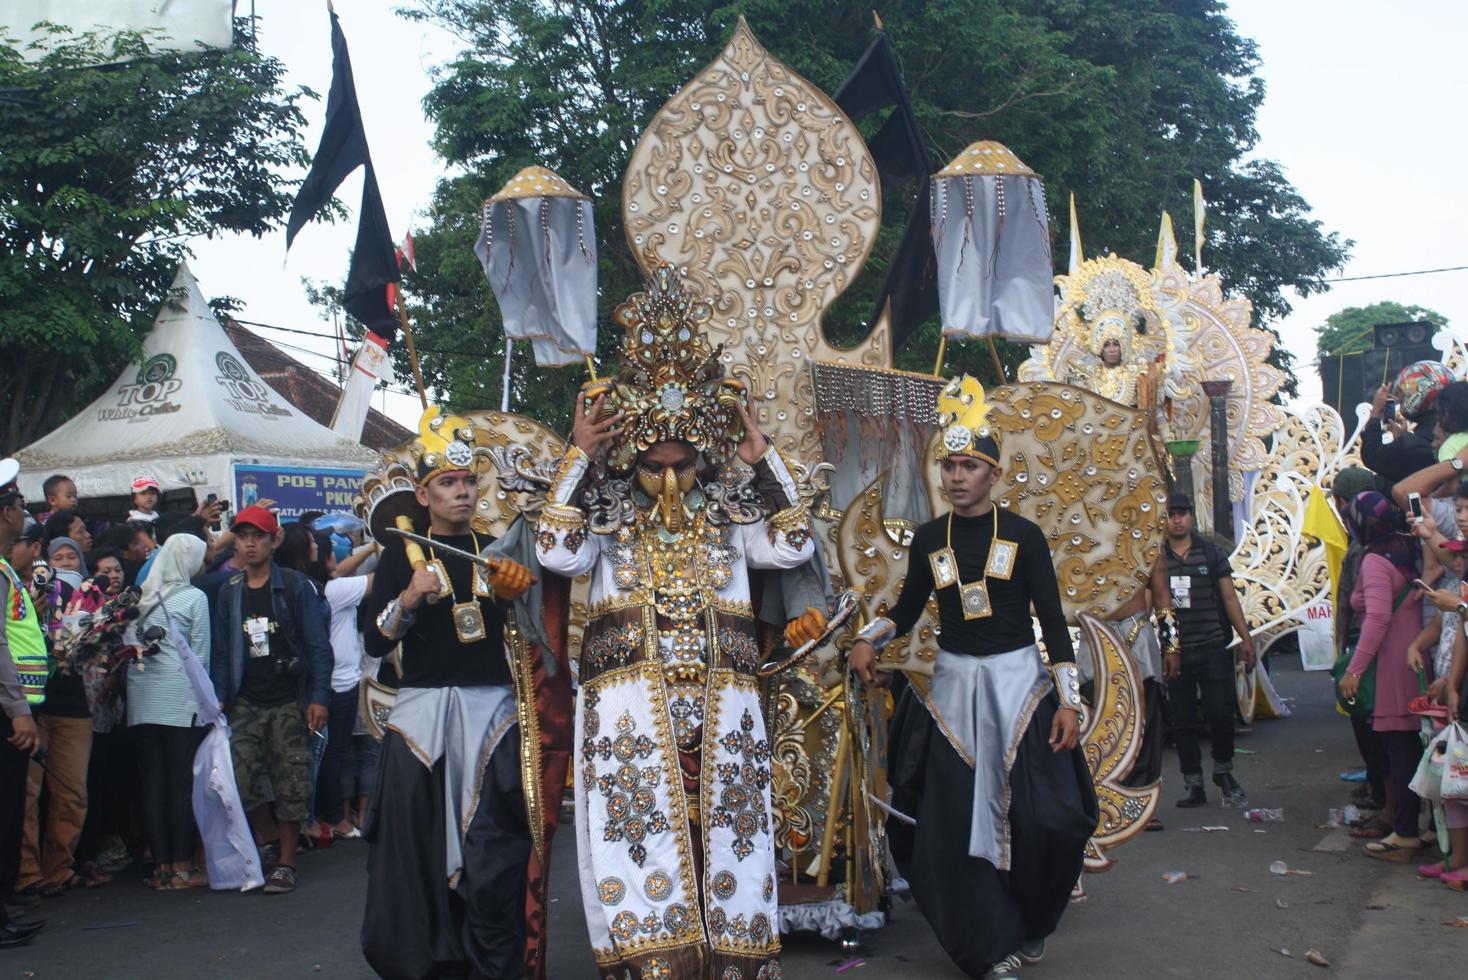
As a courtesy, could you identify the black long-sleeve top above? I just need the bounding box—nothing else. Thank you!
[888,508,1074,663]
[1359,419,1434,486]
[363,535,510,689]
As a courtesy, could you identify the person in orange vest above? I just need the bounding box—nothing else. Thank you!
[0,464,47,948]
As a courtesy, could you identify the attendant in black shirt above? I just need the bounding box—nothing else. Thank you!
[360,407,534,980]
[1150,492,1256,809]
[848,376,1097,980]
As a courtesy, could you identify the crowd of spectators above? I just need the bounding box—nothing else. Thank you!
[1333,365,1468,888]
[0,468,384,948]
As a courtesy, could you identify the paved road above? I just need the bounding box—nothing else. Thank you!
[6,658,1465,979]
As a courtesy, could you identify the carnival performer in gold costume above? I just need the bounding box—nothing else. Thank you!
[535,265,823,979]
[849,377,1098,980]
[1063,310,1155,408]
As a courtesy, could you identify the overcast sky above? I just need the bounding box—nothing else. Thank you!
[187,0,1468,428]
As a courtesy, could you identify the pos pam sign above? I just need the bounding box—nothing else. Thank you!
[234,465,366,522]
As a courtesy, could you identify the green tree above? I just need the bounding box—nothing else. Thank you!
[391,0,1348,426]
[1315,301,1449,358]
[0,21,315,452]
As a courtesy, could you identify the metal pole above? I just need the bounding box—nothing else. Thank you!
[1201,379,1233,544]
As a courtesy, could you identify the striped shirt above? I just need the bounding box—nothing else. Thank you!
[128,587,211,728]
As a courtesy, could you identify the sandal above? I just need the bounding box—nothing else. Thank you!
[1350,818,1390,839]
[78,863,113,887]
[145,870,173,891]
[171,869,207,890]
[1364,838,1423,863]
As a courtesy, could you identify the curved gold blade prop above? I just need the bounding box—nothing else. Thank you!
[1076,612,1160,872]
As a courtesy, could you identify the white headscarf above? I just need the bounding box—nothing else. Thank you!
[137,534,206,621]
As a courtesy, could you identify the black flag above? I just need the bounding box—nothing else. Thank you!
[834,32,937,350]
[285,11,400,339]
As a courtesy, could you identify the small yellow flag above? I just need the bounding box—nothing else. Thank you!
[1302,485,1348,605]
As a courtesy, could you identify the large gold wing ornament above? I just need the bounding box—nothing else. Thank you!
[623,17,887,466]
[1075,613,1160,871]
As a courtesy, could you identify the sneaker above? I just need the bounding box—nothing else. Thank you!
[985,954,1022,979]
[1214,772,1248,808]
[1175,785,1206,808]
[1019,937,1045,963]
[261,865,297,895]
[257,841,280,868]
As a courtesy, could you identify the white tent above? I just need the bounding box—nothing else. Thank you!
[16,264,379,503]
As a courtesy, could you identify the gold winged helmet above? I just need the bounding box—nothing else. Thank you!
[601,263,748,473]
[933,374,1001,466]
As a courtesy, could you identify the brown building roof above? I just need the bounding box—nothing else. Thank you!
[223,320,412,451]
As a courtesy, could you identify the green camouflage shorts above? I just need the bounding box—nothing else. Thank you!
[230,699,312,822]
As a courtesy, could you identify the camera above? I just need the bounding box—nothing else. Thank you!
[272,655,304,679]
[29,561,52,589]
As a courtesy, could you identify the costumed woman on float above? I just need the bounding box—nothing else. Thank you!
[848,376,1099,980]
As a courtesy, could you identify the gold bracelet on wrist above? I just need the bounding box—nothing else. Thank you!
[537,503,587,531]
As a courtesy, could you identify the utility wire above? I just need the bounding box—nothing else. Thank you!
[1326,264,1468,283]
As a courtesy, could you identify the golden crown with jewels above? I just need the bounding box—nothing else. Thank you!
[601,263,746,472]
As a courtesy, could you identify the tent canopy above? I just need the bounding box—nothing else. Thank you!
[16,264,378,501]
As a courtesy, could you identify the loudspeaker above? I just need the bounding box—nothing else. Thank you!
[1373,321,1436,349]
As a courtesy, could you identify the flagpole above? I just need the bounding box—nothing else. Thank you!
[501,338,513,412]
[986,337,1006,382]
[394,292,429,409]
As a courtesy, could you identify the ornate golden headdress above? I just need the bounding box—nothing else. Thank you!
[934,375,1001,466]
[604,263,746,472]
[1088,309,1133,358]
[413,406,492,486]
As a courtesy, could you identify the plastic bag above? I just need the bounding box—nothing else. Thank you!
[1442,723,1468,801]
[1411,727,1449,803]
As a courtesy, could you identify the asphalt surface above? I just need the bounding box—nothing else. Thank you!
[5,656,1465,979]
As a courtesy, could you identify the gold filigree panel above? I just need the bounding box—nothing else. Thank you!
[463,409,567,537]
[623,18,887,466]
[837,474,940,676]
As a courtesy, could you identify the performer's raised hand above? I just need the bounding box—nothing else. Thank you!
[1049,707,1080,752]
[488,557,535,601]
[572,393,624,455]
[735,395,769,465]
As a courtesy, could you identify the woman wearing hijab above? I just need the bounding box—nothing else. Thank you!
[45,537,87,591]
[129,534,211,889]
[1337,490,1427,861]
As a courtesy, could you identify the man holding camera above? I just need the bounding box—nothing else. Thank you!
[210,505,330,895]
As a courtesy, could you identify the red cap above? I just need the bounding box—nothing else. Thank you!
[231,505,280,536]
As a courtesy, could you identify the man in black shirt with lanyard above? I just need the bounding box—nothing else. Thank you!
[848,377,1097,980]
[361,408,534,980]
[1150,492,1256,808]
[212,505,332,895]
